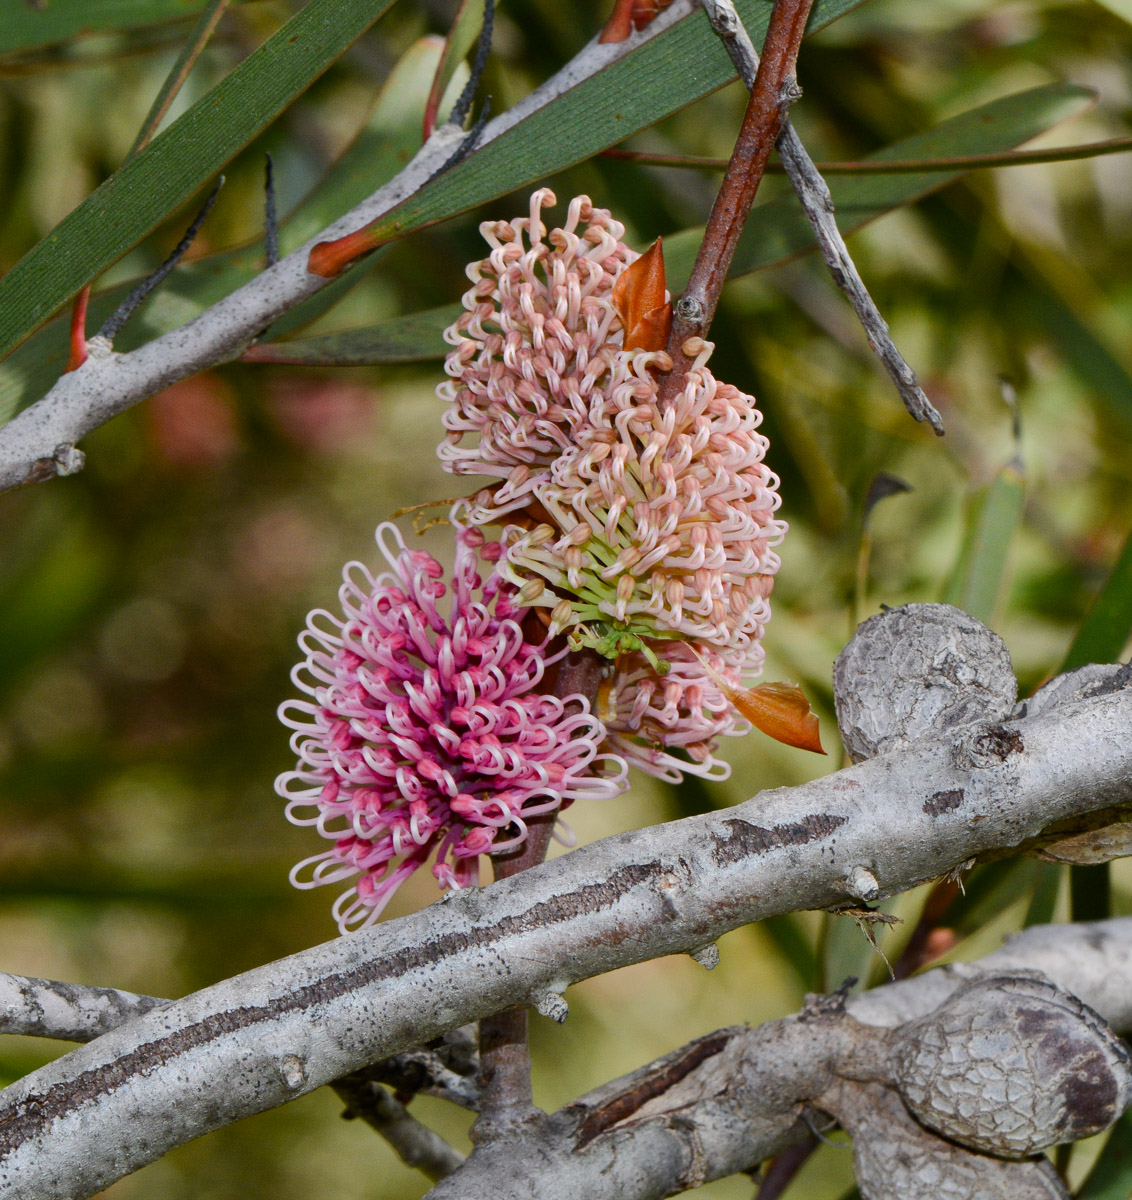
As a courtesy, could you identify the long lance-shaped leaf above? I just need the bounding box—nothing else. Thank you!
[0,0,400,361]
[241,305,464,365]
[1061,524,1132,671]
[0,0,247,57]
[943,457,1027,627]
[250,84,1096,367]
[0,34,448,423]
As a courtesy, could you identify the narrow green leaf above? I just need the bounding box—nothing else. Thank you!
[332,0,868,248]
[0,0,399,361]
[1023,863,1062,927]
[1077,1106,1132,1200]
[1062,524,1132,670]
[666,84,1097,286]
[944,459,1026,626]
[0,0,241,56]
[242,304,462,364]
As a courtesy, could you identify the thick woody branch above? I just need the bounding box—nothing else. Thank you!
[700,0,944,434]
[0,1,702,494]
[425,927,1132,1200]
[0,678,1130,1199]
[5,921,1130,1200]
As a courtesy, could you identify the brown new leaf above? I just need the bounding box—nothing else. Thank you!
[725,681,826,755]
[611,238,672,352]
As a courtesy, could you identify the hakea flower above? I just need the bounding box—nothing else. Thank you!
[276,519,628,933]
[437,187,654,519]
[598,640,755,782]
[434,189,804,779]
[501,336,784,654]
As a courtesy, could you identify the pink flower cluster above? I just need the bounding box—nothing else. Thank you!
[276,521,627,932]
[438,188,638,518]
[437,190,785,779]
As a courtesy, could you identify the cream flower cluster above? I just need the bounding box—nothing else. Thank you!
[437,190,786,779]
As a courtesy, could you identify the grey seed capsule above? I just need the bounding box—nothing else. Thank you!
[892,973,1132,1158]
[834,603,1016,763]
[830,1080,1069,1200]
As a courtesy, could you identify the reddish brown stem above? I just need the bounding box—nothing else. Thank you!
[65,286,91,372]
[756,1136,818,1198]
[892,876,961,980]
[472,647,606,1142]
[658,0,814,406]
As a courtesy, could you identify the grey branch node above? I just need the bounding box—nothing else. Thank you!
[534,992,569,1023]
[844,866,880,902]
[689,943,721,970]
[52,445,84,476]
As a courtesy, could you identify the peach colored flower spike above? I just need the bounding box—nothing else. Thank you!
[435,190,796,780]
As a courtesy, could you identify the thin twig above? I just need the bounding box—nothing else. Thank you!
[448,0,495,130]
[98,178,224,342]
[351,1033,481,1109]
[700,0,943,434]
[332,1077,465,1181]
[658,0,815,408]
[602,135,1132,173]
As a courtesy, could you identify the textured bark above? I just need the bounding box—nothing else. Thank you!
[0,681,1129,1197]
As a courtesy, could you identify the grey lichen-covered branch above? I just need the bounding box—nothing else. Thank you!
[0,625,1129,1198]
[0,975,166,1043]
[0,1,700,494]
[425,934,1131,1200]
[3,921,1130,1200]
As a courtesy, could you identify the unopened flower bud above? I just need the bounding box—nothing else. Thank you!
[518,578,546,604]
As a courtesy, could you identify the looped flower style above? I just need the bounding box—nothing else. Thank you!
[434,191,786,781]
[438,187,657,520]
[276,520,628,933]
[599,640,755,783]
[500,338,783,653]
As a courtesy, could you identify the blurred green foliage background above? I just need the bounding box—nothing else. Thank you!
[1,0,1131,1196]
